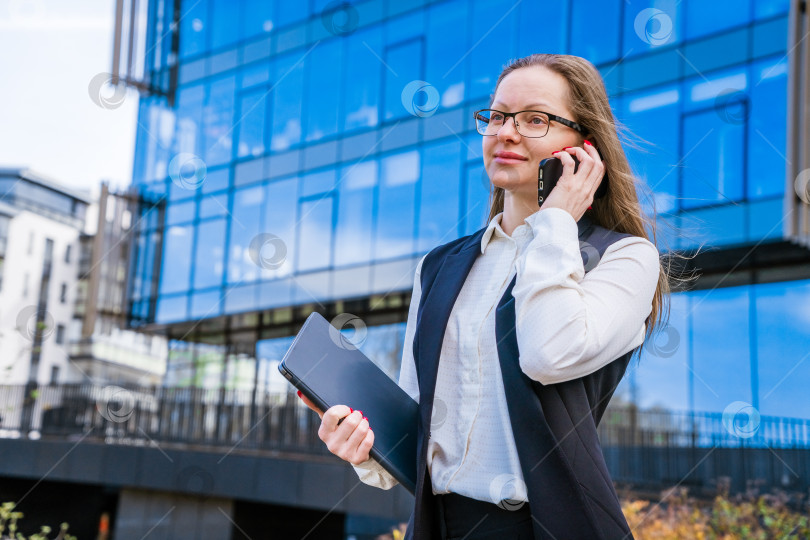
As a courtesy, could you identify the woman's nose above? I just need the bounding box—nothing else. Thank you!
[497,116,521,143]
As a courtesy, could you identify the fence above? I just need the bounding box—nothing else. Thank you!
[1,383,808,493]
[0,383,327,456]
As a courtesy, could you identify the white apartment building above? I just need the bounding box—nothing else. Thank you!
[0,170,88,385]
[0,169,168,390]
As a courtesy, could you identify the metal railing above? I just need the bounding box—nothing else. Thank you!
[2,384,809,452]
[0,383,329,456]
[1,383,809,493]
[597,406,810,449]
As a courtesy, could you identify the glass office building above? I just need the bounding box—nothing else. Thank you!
[124,0,809,419]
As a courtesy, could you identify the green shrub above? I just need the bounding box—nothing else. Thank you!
[0,502,76,540]
[623,484,810,539]
[375,485,810,540]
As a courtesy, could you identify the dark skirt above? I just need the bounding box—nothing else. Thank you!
[433,492,534,540]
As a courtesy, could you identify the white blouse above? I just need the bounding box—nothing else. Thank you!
[351,207,660,504]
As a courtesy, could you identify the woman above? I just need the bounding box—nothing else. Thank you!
[300,53,669,540]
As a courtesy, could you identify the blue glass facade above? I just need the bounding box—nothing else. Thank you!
[128,0,807,418]
[621,278,810,419]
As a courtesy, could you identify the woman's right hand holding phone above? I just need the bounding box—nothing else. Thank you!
[545,141,605,222]
[297,391,375,466]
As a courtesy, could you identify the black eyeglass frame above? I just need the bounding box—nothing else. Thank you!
[473,108,589,137]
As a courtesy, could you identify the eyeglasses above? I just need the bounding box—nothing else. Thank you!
[473,109,588,138]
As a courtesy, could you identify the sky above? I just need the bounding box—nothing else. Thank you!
[0,0,139,200]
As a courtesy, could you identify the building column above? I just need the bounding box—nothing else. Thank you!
[114,488,234,540]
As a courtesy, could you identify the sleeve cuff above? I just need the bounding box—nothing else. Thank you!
[351,456,399,490]
[524,207,579,246]
[351,456,388,473]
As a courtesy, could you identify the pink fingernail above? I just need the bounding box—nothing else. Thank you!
[584,140,592,146]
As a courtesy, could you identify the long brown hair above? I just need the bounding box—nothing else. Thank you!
[486,53,689,350]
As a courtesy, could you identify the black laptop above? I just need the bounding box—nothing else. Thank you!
[278,311,418,494]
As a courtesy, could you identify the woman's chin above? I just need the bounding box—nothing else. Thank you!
[490,178,532,193]
[488,167,528,189]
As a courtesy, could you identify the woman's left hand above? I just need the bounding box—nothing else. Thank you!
[542,141,605,222]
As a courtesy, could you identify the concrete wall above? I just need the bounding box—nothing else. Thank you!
[0,438,414,522]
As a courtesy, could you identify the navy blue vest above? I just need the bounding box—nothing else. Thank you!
[404,212,637,540]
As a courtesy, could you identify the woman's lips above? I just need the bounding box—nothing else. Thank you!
[494,151,528,164]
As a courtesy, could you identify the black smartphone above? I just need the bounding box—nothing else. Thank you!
[538,152,609,207]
